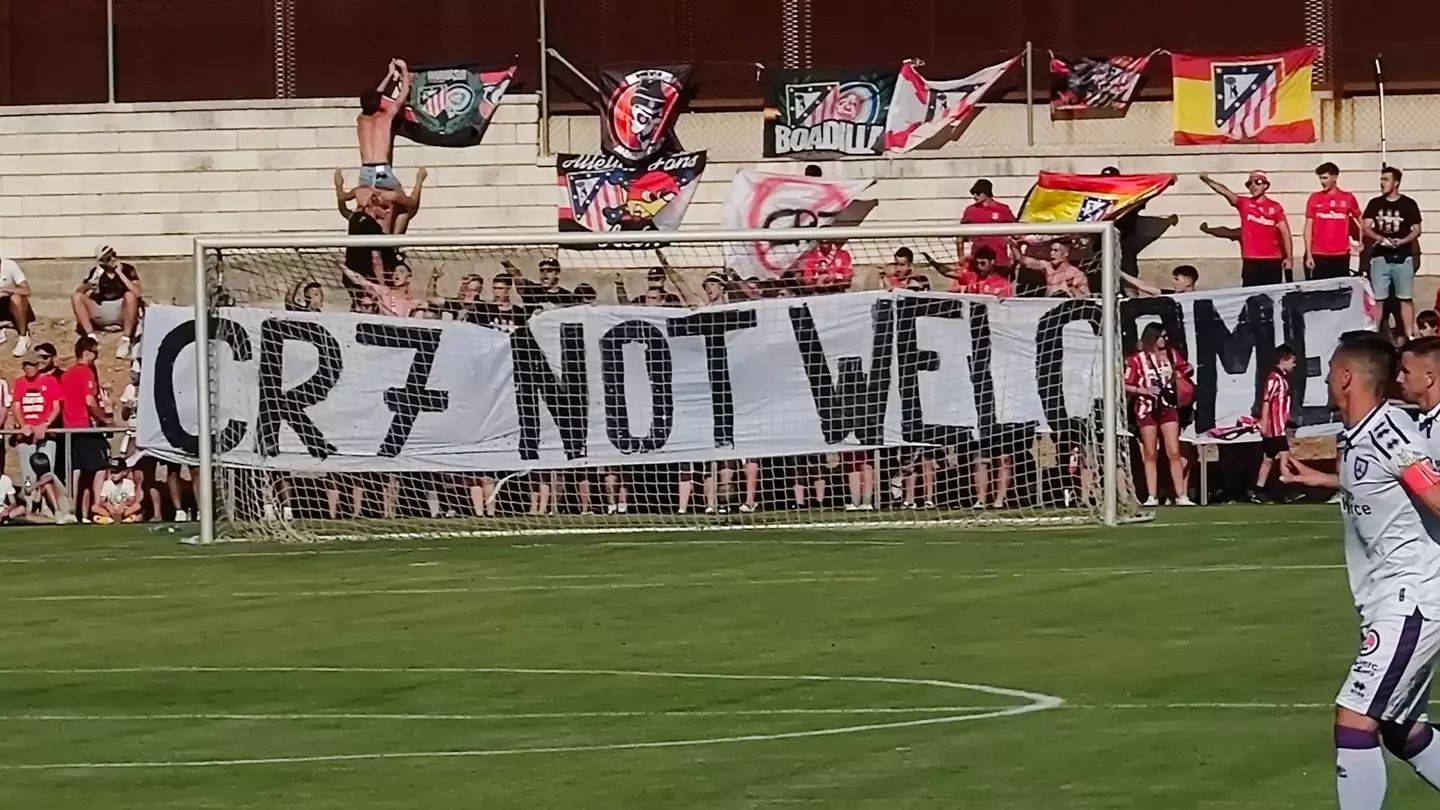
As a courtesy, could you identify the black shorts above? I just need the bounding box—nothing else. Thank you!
[1241,258,1286,287]
[1311,254,1351,280]
[69,434,110,474]
[1262,435,1290,458]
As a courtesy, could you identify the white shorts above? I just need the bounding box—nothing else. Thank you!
[1337,608,1440,723]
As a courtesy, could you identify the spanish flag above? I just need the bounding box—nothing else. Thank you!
[1172,47,1317,145]
[1018,171,1176,224]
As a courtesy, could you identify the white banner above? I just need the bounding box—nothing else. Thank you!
[882,57,1019,153]
[720,171,875,277]
[137,279,1373,472]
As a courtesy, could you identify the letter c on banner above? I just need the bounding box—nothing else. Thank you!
[599,320,674,453]
[151,316,251,456]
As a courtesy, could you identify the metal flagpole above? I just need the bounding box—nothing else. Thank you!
[1375,55,1387,167]
[538,0,550,156]
[105,0,116,102]
[1024,41,1035,146]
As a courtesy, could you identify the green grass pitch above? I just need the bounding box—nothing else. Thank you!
[0,505,1425,808]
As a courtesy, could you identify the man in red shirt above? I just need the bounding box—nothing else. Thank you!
[12,353,67,518]
[800,241,853,293]
[951,247,1013,297]
[1200,170,1294,287]
[60,337,111,519]
[961,179,1015,271]
[1305,162,1361,280]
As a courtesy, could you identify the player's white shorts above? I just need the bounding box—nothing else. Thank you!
[1337,608,1440,722]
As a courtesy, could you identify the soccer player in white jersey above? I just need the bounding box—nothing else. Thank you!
[1283,332,1440,809]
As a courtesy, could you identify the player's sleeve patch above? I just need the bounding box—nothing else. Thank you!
[1400,456,1440,495]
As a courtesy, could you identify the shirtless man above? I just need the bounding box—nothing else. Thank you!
[357,58,412,191]
[1012,239,1090,298]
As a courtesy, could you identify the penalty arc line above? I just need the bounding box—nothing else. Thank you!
[0,667,1063,771]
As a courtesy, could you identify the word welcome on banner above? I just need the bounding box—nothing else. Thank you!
[136,280,1371,472]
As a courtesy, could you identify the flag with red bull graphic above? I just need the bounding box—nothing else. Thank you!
[764,68,897,157]
[882,57,1018,153]
[383,63,516,148]
[557,151,706,234]
[600,66,691,164]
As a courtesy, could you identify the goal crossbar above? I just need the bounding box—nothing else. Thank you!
[189,223,1123,544]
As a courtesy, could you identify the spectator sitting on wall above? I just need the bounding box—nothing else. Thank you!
[334,167,427,234]
[1199,170,1293,286]
[357,58,411,190]
[1011,238,1088,298]
[961,179,1015,273]
[73,245,141,359]
[0,251,34,357]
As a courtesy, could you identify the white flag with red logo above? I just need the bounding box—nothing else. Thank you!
[882,58,1019,153]
[720,171,875,277]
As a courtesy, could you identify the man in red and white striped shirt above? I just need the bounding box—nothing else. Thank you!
[1250,344,1298,502]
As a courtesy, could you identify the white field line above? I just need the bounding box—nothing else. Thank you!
[0,702,1335,723]
[0,667,1063,771]
[0,563,1346,603]
[0,518,1338,564]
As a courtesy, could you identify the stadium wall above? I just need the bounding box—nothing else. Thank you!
[0,92,1438,306]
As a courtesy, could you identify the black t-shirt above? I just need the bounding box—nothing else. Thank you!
[83,263,139,303]
[477,303,537,335]
[1364,194,1423,262]
[516,278,574,309]
[344,211,398,280]
[438,300,488,325]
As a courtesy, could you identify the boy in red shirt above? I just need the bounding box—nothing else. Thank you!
[800,241,853,293]
[1200,170,1294,286]
[1249,344,1297,503]
[60,337,111,519]
[960,179,1015,271]
[1304,162,1361,280]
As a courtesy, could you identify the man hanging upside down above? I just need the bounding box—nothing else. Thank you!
[357,58,411,190]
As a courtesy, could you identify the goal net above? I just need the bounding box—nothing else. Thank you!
[144,224,1142,543]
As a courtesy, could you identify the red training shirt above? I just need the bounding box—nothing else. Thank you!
[961,199,1015,267]
[1305,188,1360,257]
[59,364,99,429]
[800,245,853,286]
[12,375,61,428]
[1260,369,1291,437]
[1233,196,1288,260]
[967,273,1013,298]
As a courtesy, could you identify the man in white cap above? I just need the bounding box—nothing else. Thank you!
[1200,170,1294,287]
[71,244,142,359]
[0,248,34,357]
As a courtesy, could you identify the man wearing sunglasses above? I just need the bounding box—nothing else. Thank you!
[1201,170,1294,287]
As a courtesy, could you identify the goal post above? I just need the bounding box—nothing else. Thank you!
[171,222,1137,545]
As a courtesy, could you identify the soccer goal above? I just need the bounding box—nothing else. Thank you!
[149,223,1142,545]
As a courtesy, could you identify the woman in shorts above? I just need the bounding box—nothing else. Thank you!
[1124,323,1194,507]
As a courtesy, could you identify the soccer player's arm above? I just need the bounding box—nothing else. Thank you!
[1281,455,1339,488]
[1399,450,1440,517]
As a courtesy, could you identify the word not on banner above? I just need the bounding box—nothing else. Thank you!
[136,280,1372,472]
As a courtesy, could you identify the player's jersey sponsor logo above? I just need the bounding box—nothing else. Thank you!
[1352,660,1380,676]
[1360,627,1381,657]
